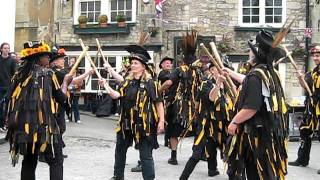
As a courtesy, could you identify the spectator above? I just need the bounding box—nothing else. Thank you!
[68,57,82,123]
[0,42,16,132]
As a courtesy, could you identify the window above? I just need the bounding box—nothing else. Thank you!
[65,50,153,93]
[239,0,286,27]
[80,1,101,23]
[74,0,136,24]
[110,0,133,22]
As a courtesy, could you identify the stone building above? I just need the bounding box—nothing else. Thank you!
[15,0,55,51]
[311,0,320,61]
[15,0,312,98]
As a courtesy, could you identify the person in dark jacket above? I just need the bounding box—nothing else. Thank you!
[6,41,73,180]
[99,45,165,180]
[0,42,16,132]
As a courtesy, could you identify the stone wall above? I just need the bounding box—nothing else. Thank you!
[162,0,307,97]
[15,0,55,51]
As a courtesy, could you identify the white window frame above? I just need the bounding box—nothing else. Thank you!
[78,0,102,24]
[238,0,286,28]
[109,0,135,23]
[66,50,154,93]
[73,0,137,25]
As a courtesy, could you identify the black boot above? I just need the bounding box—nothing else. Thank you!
[168,150,178,165]
[288,160,308,167]
[317,169,320,174]
[289,137,311,167]
[208,169,219,177]
[131,160,142,172]
[180,158,199,179]
[109,176,124,180]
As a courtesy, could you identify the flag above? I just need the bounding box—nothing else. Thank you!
[304,28,312,38]
[155,0,162,16]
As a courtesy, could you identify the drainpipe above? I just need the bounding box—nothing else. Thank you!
[305,0,310,72]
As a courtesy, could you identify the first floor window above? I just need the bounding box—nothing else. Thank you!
[80,1,101,23]
[74,0,136,24]
[110,0,133,22]
[240,0,285,27]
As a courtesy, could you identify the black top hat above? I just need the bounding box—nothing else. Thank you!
[50,45,67,63]
[20,41,52,60]
[256,29,274,53]
[159,56,174,69]
[125,45,151,67]
[248,29,274,63]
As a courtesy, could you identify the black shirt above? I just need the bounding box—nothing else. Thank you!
[52,66,69,85]
[238,75,262,110]
[0,56,16,88]
[237,72,267,128]
[158,70,171,84]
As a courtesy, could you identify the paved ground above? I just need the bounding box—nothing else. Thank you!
[1,112,320,180]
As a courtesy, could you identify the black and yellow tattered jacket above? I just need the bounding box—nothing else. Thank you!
[6,66,66,166]
[116,76,161,147]
[194,79,234,152]
[300,65,320,134]
[170,65,201,130]
[226,65,289,180]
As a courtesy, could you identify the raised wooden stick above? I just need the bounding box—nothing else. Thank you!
[96,38,108,64]
[273,53,290,67]
[96,38,113,83]
[200,43,236,102]
[282,46,312,96]
[209,42,238,98]
[69,47,89,75]
[79,39,110,93]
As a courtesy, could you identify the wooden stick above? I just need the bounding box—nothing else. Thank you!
[85,50,100,86]
[69,47,89,75]
[273,53,290,67]
[282,46,312,96]
[96,38,108,64]
[96,38,111,83]
[200,43,236,102]
[79,39,110,94]
[209,42,238,98]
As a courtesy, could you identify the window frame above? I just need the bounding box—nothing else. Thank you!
[238,0,286,28]
[73,0,137,25]
[66,50,154,93]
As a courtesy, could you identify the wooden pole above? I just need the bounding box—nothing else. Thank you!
[79,39,110,94]
[282,46,312,96]
[200,43,236,102]
[69,47,89,75]
[96,38,111,82]
[208,42,237,98]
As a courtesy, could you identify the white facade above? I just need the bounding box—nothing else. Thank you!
[0,0,16,50]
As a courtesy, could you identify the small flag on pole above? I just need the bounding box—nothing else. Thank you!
[304,28,313,38]
[155,0,162,16]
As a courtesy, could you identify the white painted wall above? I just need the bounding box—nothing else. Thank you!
[0,0,16,51]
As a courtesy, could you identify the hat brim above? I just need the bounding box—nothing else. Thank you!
[159,57,174,69]
[21,52,53,60]
[129,56,149,70]
[50,54,66,62]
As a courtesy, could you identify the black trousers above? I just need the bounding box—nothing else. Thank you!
[21,139,64,180]
[113,135,155,180]
[296,136,312,164]
[180,137,218,178]
[227,135,259,180]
